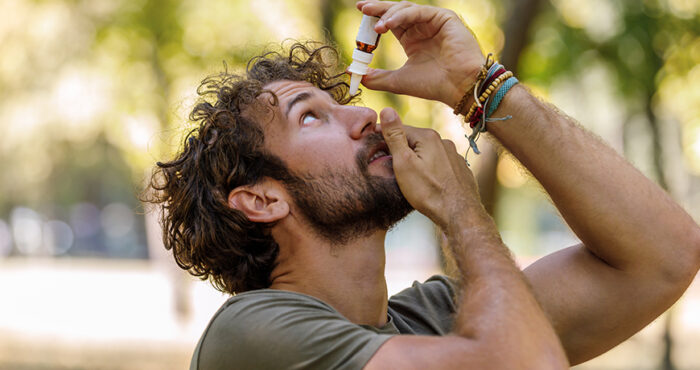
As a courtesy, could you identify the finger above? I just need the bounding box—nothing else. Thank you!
[375,2,413,33]
[357,1,412,34]
[356,0,378,11]
[443,140,476,187]
[382,5,442,33]
[442,139,457,153]
[357,0,403,17]
[361,67,400,94]
[379,107,412,161]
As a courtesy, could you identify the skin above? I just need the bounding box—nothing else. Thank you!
[229,81,395,327]
[228,0,700,368]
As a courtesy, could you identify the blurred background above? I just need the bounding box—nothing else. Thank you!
[0,0,698,368]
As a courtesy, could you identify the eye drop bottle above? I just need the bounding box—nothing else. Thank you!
[348,15,381,96]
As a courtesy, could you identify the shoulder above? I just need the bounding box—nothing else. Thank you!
[391,275,458,306]
[388,275,458,335]
[193,289,392,370]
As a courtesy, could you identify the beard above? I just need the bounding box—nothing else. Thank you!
[280,133,414,245]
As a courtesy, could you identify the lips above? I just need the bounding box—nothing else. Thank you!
[367,141,390,164]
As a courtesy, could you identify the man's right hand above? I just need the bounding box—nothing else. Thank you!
[357,0,485,108]
[378,107,487,231]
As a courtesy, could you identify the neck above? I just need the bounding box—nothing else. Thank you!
[269,225,389,328]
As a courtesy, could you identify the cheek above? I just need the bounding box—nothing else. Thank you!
[287,141,358,174]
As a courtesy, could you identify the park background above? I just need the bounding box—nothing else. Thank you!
[0,0,699,368]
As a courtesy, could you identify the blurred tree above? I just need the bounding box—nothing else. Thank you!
[518,1,700,368]
[476,0,545,217]
[321,0,343,45]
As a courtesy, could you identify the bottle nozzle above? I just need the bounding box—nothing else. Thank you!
[349,73,362,96]
[347,49,373,97]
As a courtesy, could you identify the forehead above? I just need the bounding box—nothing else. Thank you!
[265,80,318,100]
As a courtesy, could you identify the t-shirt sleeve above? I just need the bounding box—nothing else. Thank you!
[388,275,459,335]
[192,291,393,370]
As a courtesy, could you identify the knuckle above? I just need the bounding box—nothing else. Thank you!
[394,150,413,164]
[442,139,457,151]
[385,128,406,141]
[424,128,441,140]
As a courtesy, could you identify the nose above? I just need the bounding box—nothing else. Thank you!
[339,105,378,140]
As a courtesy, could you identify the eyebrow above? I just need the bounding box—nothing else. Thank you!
[285,92,313,119]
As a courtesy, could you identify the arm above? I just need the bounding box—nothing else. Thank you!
[365,108,567,369]
[357,0,700,365]
[485,86,700,364]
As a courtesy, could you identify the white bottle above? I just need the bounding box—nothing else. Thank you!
[348,15,381,96]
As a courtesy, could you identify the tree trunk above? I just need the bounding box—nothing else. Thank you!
[477,0,543,216]
[320,0,339,46]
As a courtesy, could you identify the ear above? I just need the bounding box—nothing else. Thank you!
[227,180,289,223]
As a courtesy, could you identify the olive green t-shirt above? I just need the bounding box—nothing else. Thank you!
[191,275,458,370]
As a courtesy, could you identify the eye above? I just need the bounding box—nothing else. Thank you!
[301,112,319,126]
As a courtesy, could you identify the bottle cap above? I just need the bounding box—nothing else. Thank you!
[348,49,373,76]
[352,49,373,64]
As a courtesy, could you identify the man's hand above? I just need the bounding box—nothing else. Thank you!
[366,107,569,370]
[364,2,700,367]
[378,107,488,231]
[356,0,484,107]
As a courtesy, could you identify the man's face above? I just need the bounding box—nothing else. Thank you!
[259,80,413,243]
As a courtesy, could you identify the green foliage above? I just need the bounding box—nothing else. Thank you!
[521,0,699,101]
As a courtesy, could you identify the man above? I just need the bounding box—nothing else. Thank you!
[145,1,700,369]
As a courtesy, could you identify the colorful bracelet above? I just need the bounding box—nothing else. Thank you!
[453,54,494,116]
[465,70,513,126]
[486,76,518,117]
[461,62,507,121]
[452,54,519,164]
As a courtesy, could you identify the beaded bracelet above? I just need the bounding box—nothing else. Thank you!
[453,54,494,116]
[465,70,513,126]
[464,75,518,161]
[452,54,519,163]
[461,62,505,122]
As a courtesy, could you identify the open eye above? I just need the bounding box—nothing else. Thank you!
[301,112,319,126]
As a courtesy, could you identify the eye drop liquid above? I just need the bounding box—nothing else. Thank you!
[348,15,381,96]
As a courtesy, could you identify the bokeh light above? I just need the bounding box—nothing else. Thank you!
[0,220,12,257]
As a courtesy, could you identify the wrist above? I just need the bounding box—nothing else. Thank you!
[441,200,497,238]
[446,65,482,108]
[450,54,494,113]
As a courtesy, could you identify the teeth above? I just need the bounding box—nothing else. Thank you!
[370,150,388,162]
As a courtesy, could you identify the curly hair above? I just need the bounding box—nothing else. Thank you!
[144,42,354,294]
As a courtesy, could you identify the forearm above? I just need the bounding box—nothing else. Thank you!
[445,211,567,367]
[487,85,700,279]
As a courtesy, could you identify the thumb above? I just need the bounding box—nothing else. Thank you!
[379,108,411,159]
[362,67,400,93]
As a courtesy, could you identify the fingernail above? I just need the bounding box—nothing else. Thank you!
[381,108,397,122]
[376,19,384,29]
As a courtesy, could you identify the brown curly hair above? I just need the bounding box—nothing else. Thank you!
[144,42,354,294]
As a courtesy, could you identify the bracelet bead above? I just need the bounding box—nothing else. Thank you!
[464,70,514,123]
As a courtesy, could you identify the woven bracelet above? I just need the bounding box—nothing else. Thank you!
[486,76,519,117]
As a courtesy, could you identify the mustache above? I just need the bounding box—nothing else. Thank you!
[356,132,387,173]
[359,132,386,159]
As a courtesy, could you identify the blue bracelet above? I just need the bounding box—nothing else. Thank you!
[486,76,519,117]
